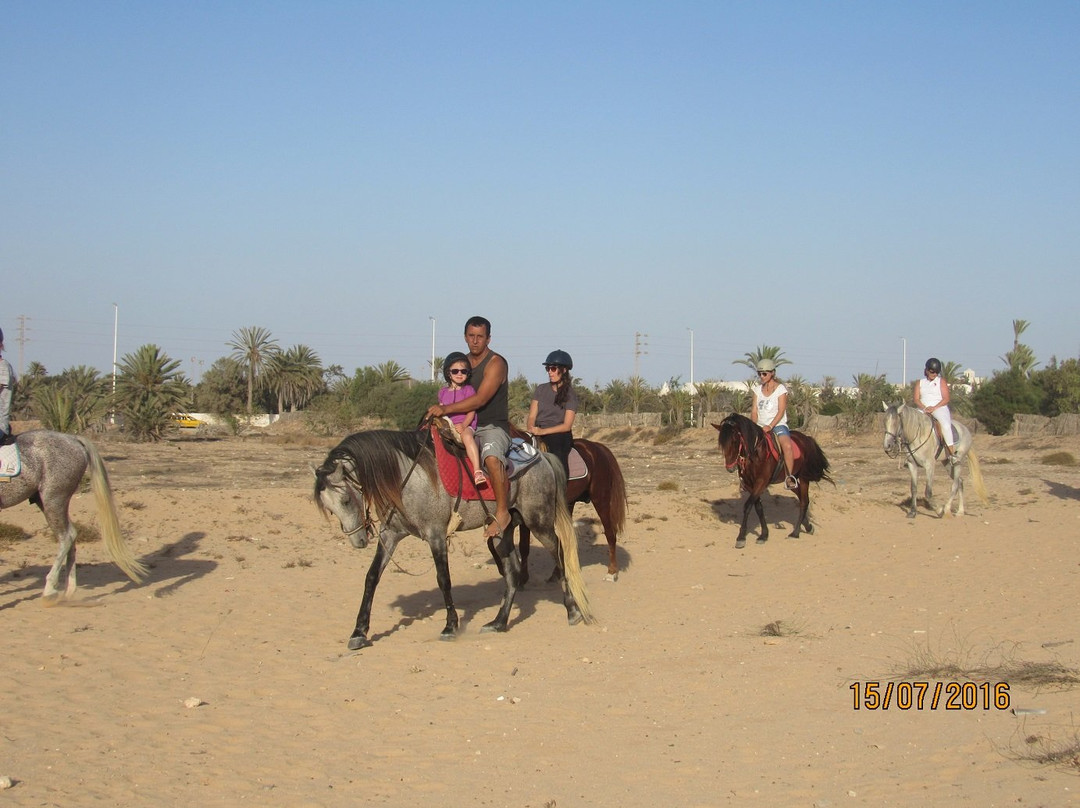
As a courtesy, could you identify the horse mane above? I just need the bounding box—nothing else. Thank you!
[719,413,763,455]
[319,430,438,515]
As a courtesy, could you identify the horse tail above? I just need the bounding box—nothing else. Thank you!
[596,443,628,535]
[547,454,594,624]
[965,450,989,503]
[76,437,148,584]
[796,433,834,484]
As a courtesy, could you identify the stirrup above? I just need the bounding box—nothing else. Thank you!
[785,475,799,491]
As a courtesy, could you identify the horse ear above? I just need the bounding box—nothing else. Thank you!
[711,423,721,431]
[882,401,889,412]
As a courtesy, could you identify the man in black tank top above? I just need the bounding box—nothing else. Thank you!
[426,316,511,538]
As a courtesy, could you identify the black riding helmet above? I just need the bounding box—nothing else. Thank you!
[925,357,942,374]
[544,349,573,370]
[443,351,471,384]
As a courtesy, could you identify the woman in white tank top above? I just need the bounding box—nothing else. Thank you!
[913,357,957,463]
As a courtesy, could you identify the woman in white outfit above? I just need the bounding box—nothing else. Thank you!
[913,357,957,463]
[751,358,798,490]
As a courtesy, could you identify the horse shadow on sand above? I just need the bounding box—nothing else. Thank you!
[1044,479,1080,501]
[366,526,620,646]
[0,531,217,611]
[707,493,809,540]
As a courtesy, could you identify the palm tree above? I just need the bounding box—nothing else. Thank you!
[113,344,189,441]
[374,360,411,384]
[265,344,324,412]
[627,375,650,415]
[228,326,279,415]
[733,345,792,374]
[57,365,110,431]
[1001,320,1038,377]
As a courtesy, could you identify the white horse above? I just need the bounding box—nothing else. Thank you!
[882,403,988,518]
[1,430,147,599]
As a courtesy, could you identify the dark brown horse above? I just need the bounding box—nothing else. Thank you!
[507,434,628,583]
[714,413,832,549]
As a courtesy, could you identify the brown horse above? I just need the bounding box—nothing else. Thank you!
[506,434,628,583]
[714,413,832,549]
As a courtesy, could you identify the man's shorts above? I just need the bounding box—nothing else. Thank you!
[475,424,510,462]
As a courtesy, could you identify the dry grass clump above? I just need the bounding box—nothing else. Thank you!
[760,619,804,638]
[0,522,32,551]
[898,639,1080,690]
[1014,731,1080,772]
[657,480,679,492]
[1040,451,1077,466]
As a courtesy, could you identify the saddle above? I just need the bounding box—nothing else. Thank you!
[428,422,543,501]
[0,442,21,480]
[761,432,802,484]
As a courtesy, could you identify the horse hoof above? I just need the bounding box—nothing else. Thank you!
[906,511,917,519]
[439,629,457,641]
[735,539,746,549]
[787,533,799,539]
[567,609,584,626]
[604,572,618,583]
[480,621,508,634]
[347,634,371,651]
[756,536,768,544]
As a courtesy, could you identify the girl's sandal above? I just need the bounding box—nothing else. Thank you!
[473,470,488,487]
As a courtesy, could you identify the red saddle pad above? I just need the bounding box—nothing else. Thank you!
[430,426,495,501]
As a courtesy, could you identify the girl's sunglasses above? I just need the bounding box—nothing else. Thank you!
[449,368,469,376]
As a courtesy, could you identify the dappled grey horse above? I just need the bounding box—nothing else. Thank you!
[883,403,988,518]
[314,429,593,650]
[0,430,147,598]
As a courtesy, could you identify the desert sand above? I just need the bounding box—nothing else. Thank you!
[1,423,1079,807]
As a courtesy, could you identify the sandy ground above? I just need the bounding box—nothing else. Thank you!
[1,424,1079,807]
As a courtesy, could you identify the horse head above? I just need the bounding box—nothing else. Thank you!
[882,401,904,459]
[313,457,372,548]
[714,415,754,472]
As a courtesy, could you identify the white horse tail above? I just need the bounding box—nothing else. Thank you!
[77,437,148,583]
[547,455,594,625]
[965,450,989,504]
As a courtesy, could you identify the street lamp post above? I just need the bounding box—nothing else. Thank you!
[688,328,695,426]
[111,303,118,425]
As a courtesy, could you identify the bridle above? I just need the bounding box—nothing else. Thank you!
[884,408,932,462]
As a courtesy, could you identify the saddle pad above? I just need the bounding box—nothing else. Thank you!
[0,443,20,477]
[567,447,588,481]
[430,426,494,501]
[764,432,803,465]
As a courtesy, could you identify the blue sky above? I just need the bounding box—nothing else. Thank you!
[3,2,1078,390]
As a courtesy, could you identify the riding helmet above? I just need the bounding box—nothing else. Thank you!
[925,357,942,374]
[442,351,471,383]
[756,358,777,373]
[544,349,573,370]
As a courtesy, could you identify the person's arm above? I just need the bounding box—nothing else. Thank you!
[526,399,539,432]
[538,408,575,435]
[913,381,924,409]
[938,378,951,408]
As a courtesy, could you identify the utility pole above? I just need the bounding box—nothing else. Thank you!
[429,317,436,382]
[634,332,648,378]
[688,328,694,427]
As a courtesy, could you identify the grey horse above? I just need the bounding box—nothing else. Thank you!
[883,403,988,518]
[314,429,593,650]
[1,430,147,598]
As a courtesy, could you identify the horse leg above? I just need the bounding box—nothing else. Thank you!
[754,497,769,544]
[348,540,394,650]
[595,501,619,581]
[427,534,459,640]
[42,516,77,601]
[735,495,755,549]
[789,482,811,538]
[906,462,919,518]
[518,524,534,588]
[482,530,522,633]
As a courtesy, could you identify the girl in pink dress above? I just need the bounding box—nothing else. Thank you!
[438,352,486,486]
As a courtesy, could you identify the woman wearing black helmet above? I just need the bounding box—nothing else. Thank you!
[527,349,578,476]
[914,357,958,463]
[0,327,15,445]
